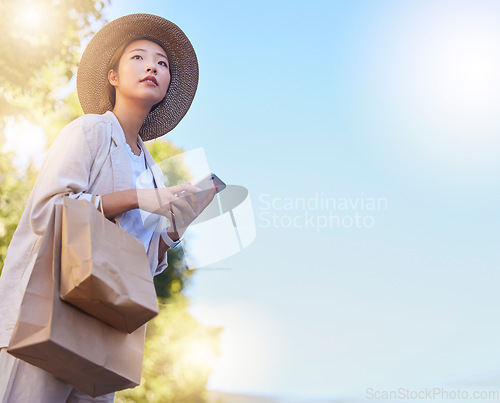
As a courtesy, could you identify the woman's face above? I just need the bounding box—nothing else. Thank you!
[108,39,171,109]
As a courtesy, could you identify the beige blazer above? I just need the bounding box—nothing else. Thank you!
[0,111,168,348]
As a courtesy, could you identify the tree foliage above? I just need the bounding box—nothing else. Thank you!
[146,140,199,299]
[0,136,37,269]
[0,0,105,119]
[116,296,223,403]
[0,0,103,272]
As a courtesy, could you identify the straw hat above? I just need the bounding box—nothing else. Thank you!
[77,14,198,141]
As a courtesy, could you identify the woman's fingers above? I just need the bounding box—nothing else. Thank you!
[170,195,196,220]
[179,190,201,216]
[168,183,202,195]
[197,187,217,212]
[137,183,217,231]
[168,183,206,215]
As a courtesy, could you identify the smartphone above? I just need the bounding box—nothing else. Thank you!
[193,173,226,194]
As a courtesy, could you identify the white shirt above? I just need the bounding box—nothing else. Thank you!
[120,143,158,254]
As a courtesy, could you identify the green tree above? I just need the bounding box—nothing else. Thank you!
[145,140,199,299]
[0,0,105,272]
[0,135,37,269]
[116,296,223,403]
[0,0,105,120]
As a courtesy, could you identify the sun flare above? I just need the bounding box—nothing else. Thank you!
[11,2,49,37]
[4,117,46,170]
[386,6,500,173]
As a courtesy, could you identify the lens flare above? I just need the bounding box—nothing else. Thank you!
[11,1,49,38]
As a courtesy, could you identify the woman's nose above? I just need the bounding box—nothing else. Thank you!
[146,66,157,74]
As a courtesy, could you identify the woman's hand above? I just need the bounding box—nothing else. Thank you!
[100,183,217,240]
[137,183,217,238]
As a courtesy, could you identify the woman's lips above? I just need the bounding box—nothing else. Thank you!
[140,76,158,86]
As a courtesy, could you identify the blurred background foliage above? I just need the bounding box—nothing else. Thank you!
[0,1,222,401]
[116,297,223,403]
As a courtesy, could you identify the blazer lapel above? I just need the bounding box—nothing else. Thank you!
[105,111,133,192]
[104,111,165,191]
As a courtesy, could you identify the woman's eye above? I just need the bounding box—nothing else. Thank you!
[132,55,142,60]
[158,60,168,67]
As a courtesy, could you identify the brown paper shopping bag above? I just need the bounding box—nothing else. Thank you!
[60,197,158,333]
[8,205,146,397]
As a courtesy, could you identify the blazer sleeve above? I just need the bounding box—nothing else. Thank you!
[149,230,169,276]
[29,117,111,235]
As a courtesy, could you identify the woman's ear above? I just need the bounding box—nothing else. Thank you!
[108,70,118,87]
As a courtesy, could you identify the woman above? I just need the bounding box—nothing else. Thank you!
[0,14,215,402]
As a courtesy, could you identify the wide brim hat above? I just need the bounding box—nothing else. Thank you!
[77,14,198,141]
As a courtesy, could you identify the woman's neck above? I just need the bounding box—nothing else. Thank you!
[111,100,150,155]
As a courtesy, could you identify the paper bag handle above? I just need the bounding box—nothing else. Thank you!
[92,194,122,229]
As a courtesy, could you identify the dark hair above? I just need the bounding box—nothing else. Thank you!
[104,37,169,109]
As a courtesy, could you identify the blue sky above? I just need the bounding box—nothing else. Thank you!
[101,0,500,400]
